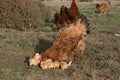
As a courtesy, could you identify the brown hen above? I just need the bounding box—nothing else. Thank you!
[96,0,110,14]
[42,13,90,61]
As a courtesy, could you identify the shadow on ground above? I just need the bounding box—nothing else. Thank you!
[34,38,53,54]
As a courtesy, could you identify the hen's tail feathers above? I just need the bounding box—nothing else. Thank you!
[76,12,90,34]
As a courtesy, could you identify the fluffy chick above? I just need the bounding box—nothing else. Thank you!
[60,61,72,70]
[29,53,41,67]
[40,59,54,69]
[53,60,60,69]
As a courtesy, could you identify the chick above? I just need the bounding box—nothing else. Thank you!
[40,61,48,70]
[60,61,72,70]
[46,59,54,69]
[40,59,53,69]
[53,60,60,69]
[29,53,41,67]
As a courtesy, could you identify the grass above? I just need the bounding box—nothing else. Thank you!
[0,1,120,80]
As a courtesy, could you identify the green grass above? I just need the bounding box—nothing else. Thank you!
[0,1,120,80]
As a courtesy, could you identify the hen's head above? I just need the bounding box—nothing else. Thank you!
[54,13,64,29]
[60,5,67,13]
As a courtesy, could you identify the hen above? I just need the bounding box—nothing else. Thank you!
[96,0,110,14]
[41,13,90,61]
[54,6,69,32]
[62,0,78,24]
[54,0,78,32]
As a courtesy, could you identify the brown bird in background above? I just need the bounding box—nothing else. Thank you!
[96,0,110,15]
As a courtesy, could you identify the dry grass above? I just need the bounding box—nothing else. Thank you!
[0,1,120,80]
[0,0,53,31]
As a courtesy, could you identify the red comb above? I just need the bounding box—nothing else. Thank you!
[40,57,47,62]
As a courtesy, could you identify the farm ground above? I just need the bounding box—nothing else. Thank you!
[0,1,120,80]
